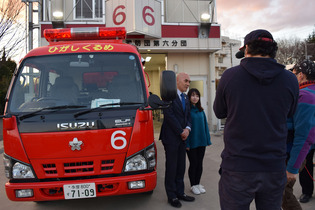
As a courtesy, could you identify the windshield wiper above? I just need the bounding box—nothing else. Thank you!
[19,105,87,120]
[74,102,143,118]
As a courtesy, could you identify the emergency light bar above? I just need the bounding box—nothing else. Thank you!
[44,27,126,42]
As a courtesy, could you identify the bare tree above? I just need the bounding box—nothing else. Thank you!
[0,0,25,60]
[275,37,305,66]
[305,30,315,61]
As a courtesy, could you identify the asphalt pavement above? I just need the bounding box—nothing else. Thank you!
[0,119,314,209]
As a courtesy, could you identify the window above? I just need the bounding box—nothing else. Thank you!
[8,53,145,113]
[75,0,103,19]
[164,0,212,23]
[9,66,42,112]
[218,56,223,63]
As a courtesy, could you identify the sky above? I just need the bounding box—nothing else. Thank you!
[216,0,315,41]
[4,0,315,61]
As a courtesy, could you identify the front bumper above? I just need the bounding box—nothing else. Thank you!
[5,172,156,201]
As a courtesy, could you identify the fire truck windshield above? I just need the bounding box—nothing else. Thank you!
[8,53,146,114]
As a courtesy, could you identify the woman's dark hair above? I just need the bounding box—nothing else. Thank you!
[294,68,315,81]
[188,88,203,112]
[246,39,278,59]
[293,59,315,81]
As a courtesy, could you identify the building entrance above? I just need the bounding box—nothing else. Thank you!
[189,76,208,120]
[142,53,166,97]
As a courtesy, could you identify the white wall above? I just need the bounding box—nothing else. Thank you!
[167,53,209,76]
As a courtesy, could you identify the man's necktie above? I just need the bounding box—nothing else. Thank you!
[181,93,186,111]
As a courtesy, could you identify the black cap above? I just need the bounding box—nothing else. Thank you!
[295,59,315,76]
[235,29,274,59]
[235,50,245,59]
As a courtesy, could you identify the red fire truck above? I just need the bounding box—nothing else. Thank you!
[2,27,175,201]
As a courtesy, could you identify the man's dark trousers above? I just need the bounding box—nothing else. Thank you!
[219,169,286,210]
[299,149,314,196]
[163,141,186,199]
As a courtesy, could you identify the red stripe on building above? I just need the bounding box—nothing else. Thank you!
[126,35,146,39]
[162,25,220,38]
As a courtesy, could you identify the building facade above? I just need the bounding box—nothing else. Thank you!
[25,0,240,132]
[214,36,241,129]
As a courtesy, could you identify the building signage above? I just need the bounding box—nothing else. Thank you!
[126,37,221,51]
[126,39,188,48]
[106,0,161,38]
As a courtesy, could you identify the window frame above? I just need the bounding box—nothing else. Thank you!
[73,0,103,20]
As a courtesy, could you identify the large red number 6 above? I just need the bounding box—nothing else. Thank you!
[113,5,126,25]
[143,6,155,26]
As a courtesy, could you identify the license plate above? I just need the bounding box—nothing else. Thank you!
[63,183,96,199]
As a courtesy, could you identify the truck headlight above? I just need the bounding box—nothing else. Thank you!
[3,154,35,179]
[145,145,156,170]
[124,143,156,172]
[124,154,147,172]
[12,162,35,179]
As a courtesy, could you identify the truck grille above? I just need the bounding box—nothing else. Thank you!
[101,160,114,171]
[43,164,57,174]
[64,161,94,174]
[41,159,115,177]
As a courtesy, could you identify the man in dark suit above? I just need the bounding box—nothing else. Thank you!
[160,72,195,208]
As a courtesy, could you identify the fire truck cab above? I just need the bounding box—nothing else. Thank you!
[2,27,176,201]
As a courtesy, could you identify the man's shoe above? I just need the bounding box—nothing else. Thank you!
[178,194,195,202]
[299,194,312,203]
[168,198,182,208]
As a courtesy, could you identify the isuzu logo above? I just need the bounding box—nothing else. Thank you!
[57,121,96,130]
[69,138,83,151]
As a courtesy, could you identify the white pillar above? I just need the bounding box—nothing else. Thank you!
[28,2,33,51]
[209,52,218,132]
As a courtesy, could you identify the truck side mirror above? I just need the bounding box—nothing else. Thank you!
[147,70,176,110]
[148,94,165,109]
[160,70,176,101]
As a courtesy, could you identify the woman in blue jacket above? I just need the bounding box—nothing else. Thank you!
[186,88,211,195]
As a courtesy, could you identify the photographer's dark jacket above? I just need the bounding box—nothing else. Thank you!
[213,57,299,172]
